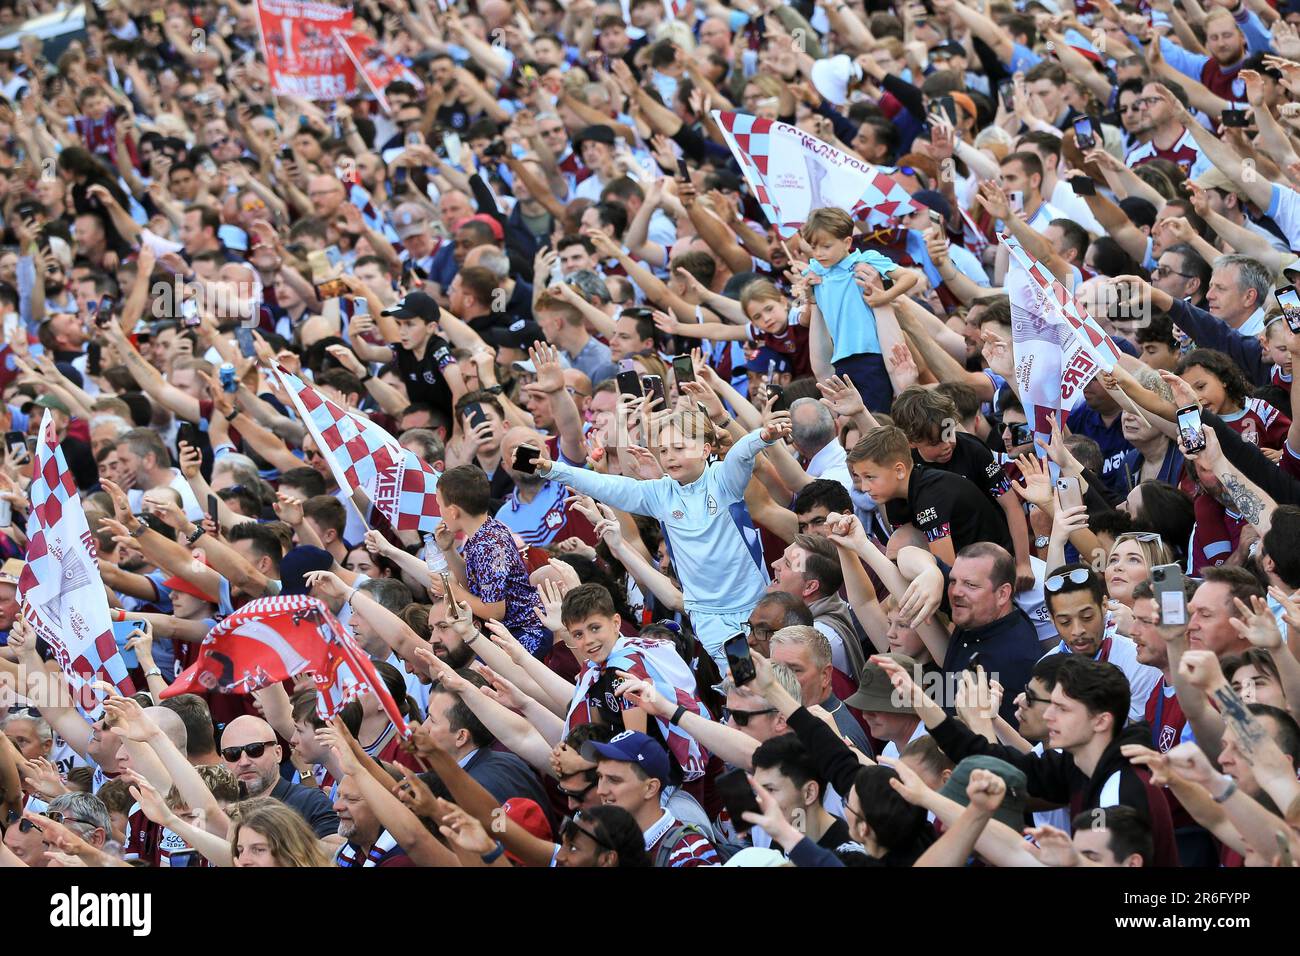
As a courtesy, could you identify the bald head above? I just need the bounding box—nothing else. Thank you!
[222,714,276,747]
[145,706,189,753]
[500,427,546,484]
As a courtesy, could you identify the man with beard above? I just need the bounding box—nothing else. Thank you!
[495,426,598,548]
[220,715,338,836]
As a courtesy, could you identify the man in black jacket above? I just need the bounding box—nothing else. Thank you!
[874,653,1181,866]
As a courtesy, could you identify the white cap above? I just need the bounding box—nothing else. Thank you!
[810,54,862,108]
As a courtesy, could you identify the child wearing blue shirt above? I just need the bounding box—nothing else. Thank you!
[800,208,919,413]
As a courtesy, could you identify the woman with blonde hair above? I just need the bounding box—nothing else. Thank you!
[1104,530,1176,609]
[229,799,332,868]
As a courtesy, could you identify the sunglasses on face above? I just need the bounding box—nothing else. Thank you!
[728,707,776,727]
[1045,567,1093,593]
[221,741,277,762]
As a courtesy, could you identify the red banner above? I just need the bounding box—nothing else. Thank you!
[161,595,409,737]
[336,32,422,113]
[256,0,355,100]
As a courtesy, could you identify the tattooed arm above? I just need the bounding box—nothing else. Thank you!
[1197,427,1277,537]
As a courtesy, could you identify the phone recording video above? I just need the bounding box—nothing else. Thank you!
[724,632,757,686]
[1277,287,1300,333]
[1072,116,1096,151]
[1177,404,1207,452]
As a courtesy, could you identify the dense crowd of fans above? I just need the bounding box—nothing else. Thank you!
[1,0,1300,869]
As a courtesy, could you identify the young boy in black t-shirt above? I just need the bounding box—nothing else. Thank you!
[890,387,1034,589]
[847,424,1013,565]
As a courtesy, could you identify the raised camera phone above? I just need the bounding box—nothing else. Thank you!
[642,374,666,409]
[1177,404,1207,453]
[1277,286,1300,333]
[724,632,757,686]
[715,767,762,832]
[1073,116,1096,151]
[465,402,489,430]
[1055,475,1083,512]
[1151,563,1187,626]
[315,277,349,299]
[1221,109,1250,128]
[513,444,541,474]
[672,354,695,385]
[617,369,644,398]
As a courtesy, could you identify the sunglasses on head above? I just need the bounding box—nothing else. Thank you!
[728,707,777,727]
[1045,567,1092,593]
[221,741,277,762]
[1115,531,1163,547]
[561,811,614,851]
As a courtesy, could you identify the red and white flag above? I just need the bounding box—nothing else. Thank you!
[711,109,916,237]
[162,595,409,735]
[335,32,423,113]
[255,0,355,100]
[18,412,133,712]
[274,367,441,533]
[1003,234,1118,443]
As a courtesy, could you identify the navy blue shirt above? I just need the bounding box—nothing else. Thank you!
[942,608,1043,727]
[1067,405,1133,497]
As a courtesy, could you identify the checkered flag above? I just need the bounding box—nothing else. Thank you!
[712,110,916,237]
[275,367,441,533]
[18,412,133,714]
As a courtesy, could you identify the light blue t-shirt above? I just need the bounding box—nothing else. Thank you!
[806,250,898,364]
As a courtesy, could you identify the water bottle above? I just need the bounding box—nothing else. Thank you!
[424,530,447,574]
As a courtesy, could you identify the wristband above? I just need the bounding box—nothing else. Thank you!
[480,840,505,864]
[669,705,687,726]
[346,586,359,607]
[225,409,239,422]
[187,527,206,547]
[1212,776,1238,803]
[111,608,126,622]
[129,522,147,538]
[144,667,163,678]
[360,371,374,383]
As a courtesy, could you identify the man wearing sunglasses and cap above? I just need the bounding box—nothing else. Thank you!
[1039,563,1162,724]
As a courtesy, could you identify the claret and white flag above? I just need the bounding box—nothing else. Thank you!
[274,367,441,534]
[711,110,916,237]
[17,412,133,712]
[1003,234,1121,447]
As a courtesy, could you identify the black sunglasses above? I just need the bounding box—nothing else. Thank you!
[221,741,277,762]
[561,812,614,852]
[556,776,597,802]
[728,707,777,728]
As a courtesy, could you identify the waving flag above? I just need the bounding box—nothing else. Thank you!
[255,0,355,99]
[336,32,422,113]
[161,595,409,735]
[274,367,441,533]
[1004,234,1113,445]
[712,110,916,237]
[566,636,712,781]
[18,412,133,713]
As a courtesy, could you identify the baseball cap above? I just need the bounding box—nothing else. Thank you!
[382,291,441,323]
[844,653,920,713]
[1192,167,1237,194]
[949,92,977,122]
[909,189,952,222]
[502,798,553,842]
[573,125,616,151]
[742,348,792,376]
[938,755,1029,831]
[31,394,71,416]
[218,224,249,252]
[278,546,334,597]
[0,559,23,585]
[465,213,504,242]
[929,40,966,60]
[810,54,863,108]
[581,730,671,784]
[489,318,548,355]
[1282,260,1300,280]
[161,575,218,604]
[393,202,431,240]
